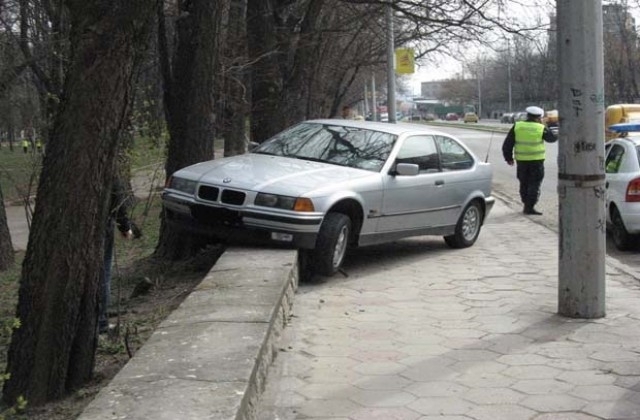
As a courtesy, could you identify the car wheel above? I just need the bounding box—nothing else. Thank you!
[312,212,351,277]
[444,200,483,248]
[611,207,633,251]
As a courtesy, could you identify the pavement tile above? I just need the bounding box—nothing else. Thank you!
[582,400,640,419]
[462,387,524,404]
[349,389,417,407]
[407,397,475,416]
[350,407,421,420]
[466,404,537,420]
[520,394,587,412]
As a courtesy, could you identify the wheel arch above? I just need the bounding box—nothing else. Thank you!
[326,198,364,245]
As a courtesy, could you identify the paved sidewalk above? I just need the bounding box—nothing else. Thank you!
[257,200,640,420]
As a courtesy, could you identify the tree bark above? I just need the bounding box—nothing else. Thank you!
[221,0,249,157]
[155,0,219,260]
[0,184,14,271]
[2,0,155,406]
[246,0,284,143]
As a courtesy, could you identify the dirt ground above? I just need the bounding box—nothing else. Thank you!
[5,244,224,420]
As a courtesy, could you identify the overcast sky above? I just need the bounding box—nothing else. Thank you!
[408,0,638,92]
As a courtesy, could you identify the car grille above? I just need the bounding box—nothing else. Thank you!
[198,185,219,201]
[221,189,246,205]
[197,185,246,205]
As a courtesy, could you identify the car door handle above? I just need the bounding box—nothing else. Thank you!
[435,180,445,186]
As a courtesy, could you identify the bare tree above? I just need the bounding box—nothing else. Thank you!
[219,0,250,157]
[0,183,13,271]
[155,0,220,260]
[2,0,156,406]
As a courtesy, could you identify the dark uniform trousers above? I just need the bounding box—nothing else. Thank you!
[516,160,544,209]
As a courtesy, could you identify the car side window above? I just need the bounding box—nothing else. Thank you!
[435,136,474,171]
[605,144,625,173]
[395,136,439,173]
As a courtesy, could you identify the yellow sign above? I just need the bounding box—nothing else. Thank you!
[395,48,415,74]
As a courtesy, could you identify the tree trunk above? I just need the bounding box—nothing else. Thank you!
[2,0,155,406]
[0,184,14,271]
[155,0,219,260]
[246,0,284,143]
[222,0,249,157]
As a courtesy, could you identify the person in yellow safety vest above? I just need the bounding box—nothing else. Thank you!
[502,106,558,215]
[22,139,29,153]
[36,139,43,153]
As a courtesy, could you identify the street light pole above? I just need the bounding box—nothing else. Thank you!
[507,38,512,113]
[557,0,606,319]
[386,4,396,123]
[477,68,482,118]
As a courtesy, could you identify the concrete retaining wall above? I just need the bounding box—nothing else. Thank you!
[78,247,298,420]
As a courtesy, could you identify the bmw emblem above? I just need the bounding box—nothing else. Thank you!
[223,177,232,183]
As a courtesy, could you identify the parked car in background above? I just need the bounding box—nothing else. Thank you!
[500,113,515,124]
[162,119,495,281]
[445,113,459,121]
[514,111,528,122]
[463,112,479,123]
[605,122,640,250]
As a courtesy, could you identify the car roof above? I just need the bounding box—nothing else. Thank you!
[307,119,453,137]
[617,135,640,146]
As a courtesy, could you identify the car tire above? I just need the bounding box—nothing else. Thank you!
[312,212,351,277]
[611,207,633,251]
[444,200,483,249]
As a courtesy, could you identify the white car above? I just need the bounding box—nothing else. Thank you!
[605,123,640,250]
[163,119,495,280]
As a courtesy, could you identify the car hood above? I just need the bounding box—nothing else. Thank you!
[177,154,377,196]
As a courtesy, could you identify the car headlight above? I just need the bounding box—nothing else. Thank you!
[255,193,314,211]
[168,176,198,195]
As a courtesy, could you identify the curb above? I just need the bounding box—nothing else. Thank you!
[77,247,299,420]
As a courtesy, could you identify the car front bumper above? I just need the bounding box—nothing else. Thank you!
[162,192,322,249]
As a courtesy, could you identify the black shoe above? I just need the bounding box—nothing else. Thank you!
[524,207,543,215]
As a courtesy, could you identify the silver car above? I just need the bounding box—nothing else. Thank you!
[162,119,495,280]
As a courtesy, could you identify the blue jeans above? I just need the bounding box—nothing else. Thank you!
[99,219,115,332]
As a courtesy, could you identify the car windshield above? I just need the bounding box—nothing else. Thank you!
[253,122,396,172]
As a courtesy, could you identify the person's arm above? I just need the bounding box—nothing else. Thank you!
[542,126,557,143]
[502,126,516,165]
[111,179,133,238]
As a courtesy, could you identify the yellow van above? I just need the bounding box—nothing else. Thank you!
[605,104,640,141]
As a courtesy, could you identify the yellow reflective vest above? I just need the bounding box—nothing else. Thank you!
[514,121,545,161]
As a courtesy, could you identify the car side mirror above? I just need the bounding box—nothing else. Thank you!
[392,163,420,176]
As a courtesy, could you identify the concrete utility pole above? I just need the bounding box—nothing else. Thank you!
[386,4,396,123]
[477,67,482,118]
[557,0,606,318]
